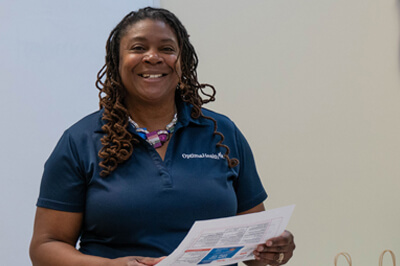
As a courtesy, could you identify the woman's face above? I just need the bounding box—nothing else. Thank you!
[118,19,181,107]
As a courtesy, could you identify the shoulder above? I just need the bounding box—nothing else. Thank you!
[47,110,104,167]
[198,107,247,151]
[200,107,252,151]
[55,110,104,154]
[200,108,237,131]
[64,109,104,137]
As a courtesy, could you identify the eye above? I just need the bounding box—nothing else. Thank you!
[130,46,146,52]
[161,46,176,53]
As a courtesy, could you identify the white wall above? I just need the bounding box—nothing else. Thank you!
[0,1,159,265]
[160,0,400,265]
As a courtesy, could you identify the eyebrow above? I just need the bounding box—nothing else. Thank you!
[127,36,177,43]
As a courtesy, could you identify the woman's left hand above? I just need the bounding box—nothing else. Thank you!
[252,230,295,265]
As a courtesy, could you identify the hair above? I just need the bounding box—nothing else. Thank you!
[95,7,239,177]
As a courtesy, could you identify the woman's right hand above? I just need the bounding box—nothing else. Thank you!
[111,256,165,266]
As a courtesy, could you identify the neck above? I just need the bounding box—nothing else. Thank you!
[126,100,176,132]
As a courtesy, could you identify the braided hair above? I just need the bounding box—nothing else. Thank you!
[96,7,238,177]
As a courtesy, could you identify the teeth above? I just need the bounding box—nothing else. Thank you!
[141,74,163,78]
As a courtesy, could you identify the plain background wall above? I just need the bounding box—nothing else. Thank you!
[1,0,399,265]
[0,1,159,265]
[160,0,400,265]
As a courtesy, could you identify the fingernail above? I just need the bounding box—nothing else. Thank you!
[267,241,273,246]
[257,246,264,252]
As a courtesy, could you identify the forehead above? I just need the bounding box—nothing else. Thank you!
[121,19,178,44]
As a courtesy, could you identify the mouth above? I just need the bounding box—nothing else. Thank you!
[138,74,167,79]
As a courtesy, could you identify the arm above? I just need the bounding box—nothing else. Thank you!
[29,207,163,266]
[237,204,296,266]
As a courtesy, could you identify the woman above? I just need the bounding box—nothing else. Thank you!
[30,7,295,266]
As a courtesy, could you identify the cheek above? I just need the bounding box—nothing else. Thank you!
[175,60,182,79]
[118,59,126,78]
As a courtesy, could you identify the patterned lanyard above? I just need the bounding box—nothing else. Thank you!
[128,113,178,149]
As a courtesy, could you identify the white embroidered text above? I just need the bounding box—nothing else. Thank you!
[182,152,224,160]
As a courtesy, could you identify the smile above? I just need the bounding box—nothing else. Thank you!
[139,74,167,78]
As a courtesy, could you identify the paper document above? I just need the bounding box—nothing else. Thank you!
[156,205,295,266]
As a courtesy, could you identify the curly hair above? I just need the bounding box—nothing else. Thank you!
[96,7,239,177]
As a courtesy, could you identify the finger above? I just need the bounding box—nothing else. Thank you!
[255,242,295,254]
[137,256,166,265]
[253,252,285,266]
[254,251,279,260]
[127,259,146,266]
[259,247,291,253]
[254,247,295,265]
[266,230,294,247]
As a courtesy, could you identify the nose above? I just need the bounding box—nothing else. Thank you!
[143,50,163,65]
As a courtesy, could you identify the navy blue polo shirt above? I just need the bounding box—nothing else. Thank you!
[37,97,267,262]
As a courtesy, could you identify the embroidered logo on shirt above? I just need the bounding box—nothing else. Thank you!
[182,152,224,160]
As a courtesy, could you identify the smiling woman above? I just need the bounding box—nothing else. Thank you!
[29,7,295,266]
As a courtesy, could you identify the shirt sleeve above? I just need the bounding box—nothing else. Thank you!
[36,130,86,212]
[233,126,268,213]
